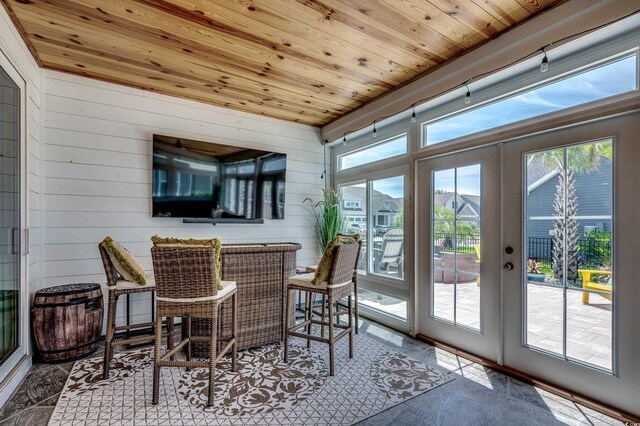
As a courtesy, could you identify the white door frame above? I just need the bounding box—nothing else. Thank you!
[0,48,31,408]
[502,111,640,416]
[416,144,501,362]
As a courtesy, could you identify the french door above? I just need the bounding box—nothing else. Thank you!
[418,112,640,415]
[502,112,640,415]
[417,145,501,362]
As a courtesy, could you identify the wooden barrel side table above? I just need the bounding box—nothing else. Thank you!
[31,283,104,362]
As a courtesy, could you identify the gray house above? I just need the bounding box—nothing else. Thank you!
[527,158,612,238]
[341,186,403,232]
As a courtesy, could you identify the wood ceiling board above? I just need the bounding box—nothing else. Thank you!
[27,0,384,102]
[378,0,490,49]
[35,44,336,124]
[286,0,454,62]
[17,3,365,115]
[469,0,530,26]
[2,0,564,126]
[157,0,422,83]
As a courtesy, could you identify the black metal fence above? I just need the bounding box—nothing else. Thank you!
[435,233,611,267]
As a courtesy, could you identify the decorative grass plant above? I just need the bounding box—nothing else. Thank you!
[304,188,346,252]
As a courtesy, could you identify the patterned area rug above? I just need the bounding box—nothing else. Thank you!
[49,335,453,425]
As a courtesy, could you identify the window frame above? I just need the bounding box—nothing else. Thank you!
[335,162,411,327]
[424,54,637,147]
[416,29,640,151]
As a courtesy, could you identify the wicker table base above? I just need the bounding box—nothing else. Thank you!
[185,243,300,355]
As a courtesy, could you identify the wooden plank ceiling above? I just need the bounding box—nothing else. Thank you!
[3,0,563,126]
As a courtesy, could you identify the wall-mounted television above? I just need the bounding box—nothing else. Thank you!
[152,135,286,222]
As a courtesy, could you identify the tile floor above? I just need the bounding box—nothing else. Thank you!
[0,319,622,425]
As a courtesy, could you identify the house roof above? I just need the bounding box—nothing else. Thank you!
[2,0,563,126]
[341,186,402,215]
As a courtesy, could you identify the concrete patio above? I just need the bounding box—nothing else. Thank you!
[363,281,612,371]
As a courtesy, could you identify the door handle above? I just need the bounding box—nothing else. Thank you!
[503,262,514,271]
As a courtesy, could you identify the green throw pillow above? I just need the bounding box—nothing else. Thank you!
[101,236,147,285]
[151,236,223,290]
[312,234,360,285]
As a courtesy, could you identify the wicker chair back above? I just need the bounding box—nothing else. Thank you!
[328,241,361,286]
[151,245,218,300]
[98,243,118,286]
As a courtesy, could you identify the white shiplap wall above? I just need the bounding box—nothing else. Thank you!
[42,70,325,324]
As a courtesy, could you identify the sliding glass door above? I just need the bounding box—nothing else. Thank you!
[0,65,20,367]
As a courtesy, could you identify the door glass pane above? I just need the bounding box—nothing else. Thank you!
[340,182,367,271]
[0,67,20,365]
[371,176,404,279]
[432,164,481,330]
[525,139,613,370]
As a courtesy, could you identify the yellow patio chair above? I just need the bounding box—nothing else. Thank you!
[578,269,612,304]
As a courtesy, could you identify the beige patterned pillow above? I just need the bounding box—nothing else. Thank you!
[312,234,360,285]
[151,236,222,290]
[100,237,147,285]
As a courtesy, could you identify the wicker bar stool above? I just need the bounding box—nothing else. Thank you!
[307,264,360,335]
[99,244,174,380]
[284,240,361,376]
[151,244,237,407]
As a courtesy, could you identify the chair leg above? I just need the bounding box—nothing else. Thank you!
[321,294,326,338]
[348,295,353,359]
[231,293,237,372]
[306,291,312,349]
[167,317,175,361]
[152,313,163,405]
[102,292,118,379]
[185,315,192,370]
[328,299,334,376]
[284,288,291,363]
[207,315,218,407]
[354,281,359,335]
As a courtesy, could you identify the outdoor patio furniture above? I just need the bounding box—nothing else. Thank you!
[373,229,404,278]
[305,261,361,335]
[185,243,300,356]
[578,269,613,304]
[284,240,362,376]
[150,244,237,407]
[99,242,174,380]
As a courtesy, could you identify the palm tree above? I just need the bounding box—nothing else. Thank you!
[529,140,612,281]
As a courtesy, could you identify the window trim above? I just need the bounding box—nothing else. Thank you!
[422,52,638,148]
[415,27,640,151]
[336,132,408,172]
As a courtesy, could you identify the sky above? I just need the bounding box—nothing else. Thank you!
[427,55,637,145]
[340,135,407,170]
[434,164,481,196]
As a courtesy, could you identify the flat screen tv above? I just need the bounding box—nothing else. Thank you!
[152,135,286,221]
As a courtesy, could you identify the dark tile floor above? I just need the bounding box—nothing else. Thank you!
[0,320,622,425]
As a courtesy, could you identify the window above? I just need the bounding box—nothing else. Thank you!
[425,55,637,146]
[338,134,407,170]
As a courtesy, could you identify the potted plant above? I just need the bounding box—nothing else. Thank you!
[303,188,346,252]
[527,259,545,282]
